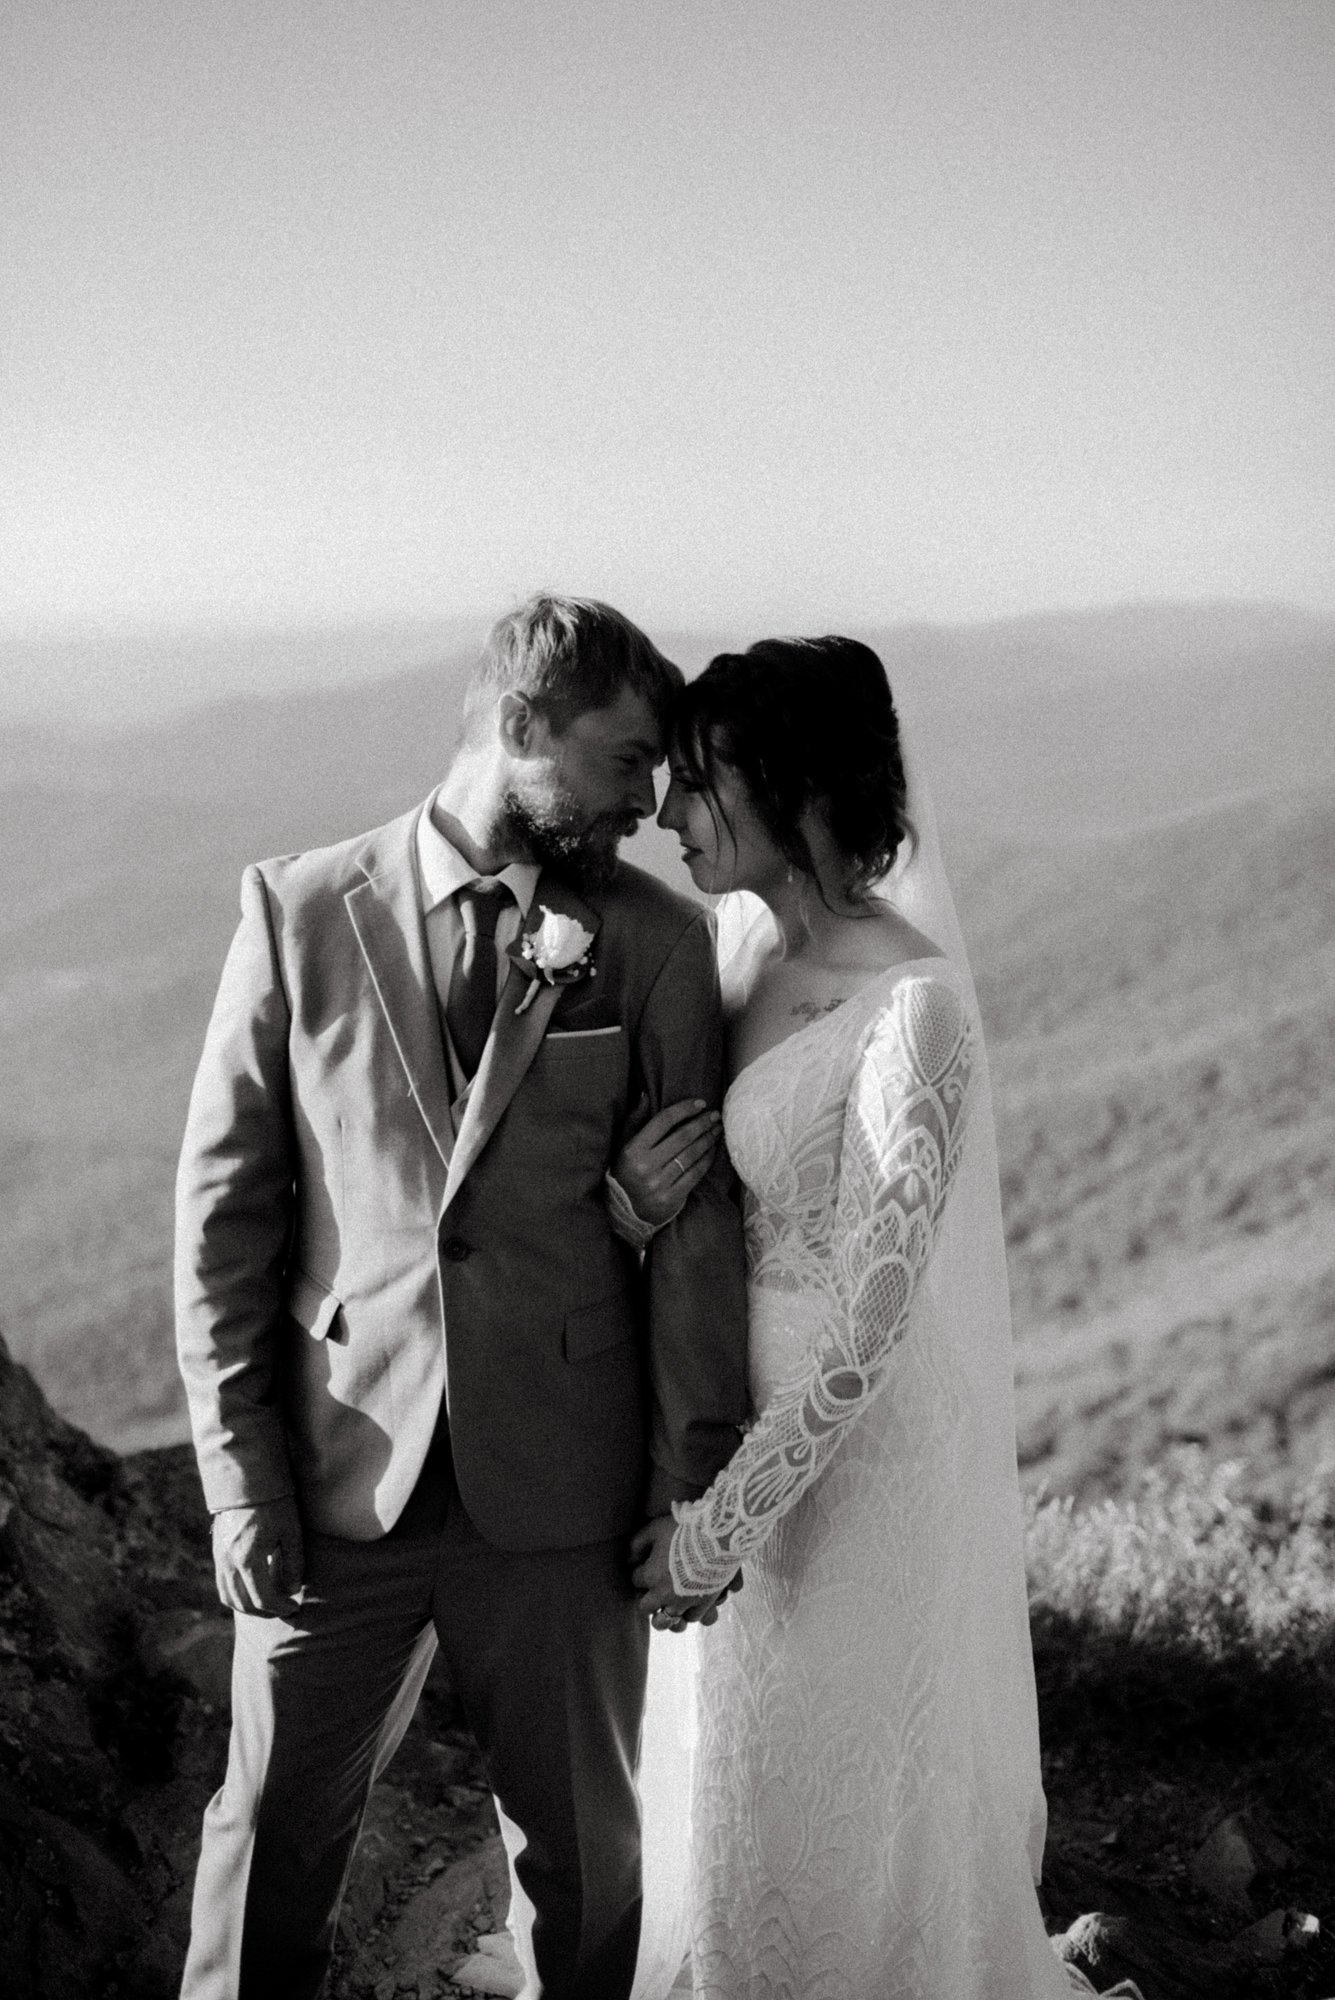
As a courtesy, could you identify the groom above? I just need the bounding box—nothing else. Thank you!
[174,595,748,1999]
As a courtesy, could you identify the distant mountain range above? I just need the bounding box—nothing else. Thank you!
[4,596,1327,732]
[5,598,1332,840]
[0,616,488,732]
[1,598,1332,1488]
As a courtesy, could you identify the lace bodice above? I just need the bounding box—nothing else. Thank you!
[669,963,976,1596]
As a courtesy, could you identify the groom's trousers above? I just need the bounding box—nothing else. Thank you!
[178,1447,650,2000]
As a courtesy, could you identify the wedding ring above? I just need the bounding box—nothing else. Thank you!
[671,1155,686,1179]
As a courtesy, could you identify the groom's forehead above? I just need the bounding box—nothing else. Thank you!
[569,686,665,759]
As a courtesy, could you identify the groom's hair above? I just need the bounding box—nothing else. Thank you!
[464,595,682,739]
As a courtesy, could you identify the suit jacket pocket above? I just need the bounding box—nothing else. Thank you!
[562,1288,635,1363]
[287,1268,342,1342]
[540,1026,625,1058]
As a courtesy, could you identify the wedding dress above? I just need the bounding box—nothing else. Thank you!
[629,721,1086,2000]
[671,959,1073,1998]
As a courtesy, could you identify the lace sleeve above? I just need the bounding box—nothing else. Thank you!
[669,974,977,1595]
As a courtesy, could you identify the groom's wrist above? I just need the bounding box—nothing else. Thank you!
[644,1464,705,1518]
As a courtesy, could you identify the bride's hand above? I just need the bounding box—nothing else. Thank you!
[613,1099,722,1227]
[630,1516,722,1628]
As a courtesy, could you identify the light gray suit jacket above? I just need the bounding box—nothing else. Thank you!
[174,803,749,1545]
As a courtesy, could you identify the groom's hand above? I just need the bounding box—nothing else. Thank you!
[211,1497,305,1616]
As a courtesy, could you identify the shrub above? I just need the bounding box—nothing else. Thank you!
[1026,1451,1335,1672]
[1025,1454,1335,1775]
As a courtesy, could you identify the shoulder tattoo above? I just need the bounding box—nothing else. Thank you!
[790,997,848,1022]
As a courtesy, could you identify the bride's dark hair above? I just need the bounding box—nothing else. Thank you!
[673,636,913,899]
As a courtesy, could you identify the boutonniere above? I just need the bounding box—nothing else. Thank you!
[509,907,597,1015]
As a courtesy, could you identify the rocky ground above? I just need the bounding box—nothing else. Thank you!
[0,1321,510,2000]
[2,1328,1331,1999]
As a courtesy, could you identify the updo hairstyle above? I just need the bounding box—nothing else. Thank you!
[674,636,913,900]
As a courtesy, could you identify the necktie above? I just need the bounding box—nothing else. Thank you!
[446,883,512,1079]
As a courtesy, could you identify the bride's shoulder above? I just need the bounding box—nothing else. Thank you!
[860,958,975,1073]
[856,898,945,971]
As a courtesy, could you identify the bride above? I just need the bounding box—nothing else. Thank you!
[617,637,1099,1999]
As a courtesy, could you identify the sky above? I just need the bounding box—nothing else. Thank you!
[3,0,1333,665]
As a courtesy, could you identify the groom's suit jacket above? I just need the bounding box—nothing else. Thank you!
[175,802,749,1546]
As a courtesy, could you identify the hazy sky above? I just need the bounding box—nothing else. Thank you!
[4,0,1333,643]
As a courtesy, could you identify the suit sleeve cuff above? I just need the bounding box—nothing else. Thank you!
[644,1463,708,1517]
[604,1171,660,1250]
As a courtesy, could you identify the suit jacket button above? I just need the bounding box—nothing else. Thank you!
[442,1236,472,1262]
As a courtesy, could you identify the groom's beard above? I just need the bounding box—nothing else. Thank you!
[501,788,639,889]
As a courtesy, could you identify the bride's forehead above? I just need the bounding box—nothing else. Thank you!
[670,723,737,782]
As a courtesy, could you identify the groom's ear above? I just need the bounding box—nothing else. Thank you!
[497,691,542,759]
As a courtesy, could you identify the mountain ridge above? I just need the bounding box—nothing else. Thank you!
[4,602,1333,849]
[4,596,1330,742]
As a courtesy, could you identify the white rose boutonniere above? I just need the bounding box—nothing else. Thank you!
[510,907,598,1015]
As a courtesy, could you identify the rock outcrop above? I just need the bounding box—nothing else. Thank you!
[0,1324,233,1995]
[0,1329,497,1998]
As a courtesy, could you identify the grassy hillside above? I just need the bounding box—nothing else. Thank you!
[958,787,1335,1502]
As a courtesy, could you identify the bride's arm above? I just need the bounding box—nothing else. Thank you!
[668,974,977,1596]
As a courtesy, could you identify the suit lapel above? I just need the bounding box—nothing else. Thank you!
[440,872,603,1213]
[345,810,456,1171]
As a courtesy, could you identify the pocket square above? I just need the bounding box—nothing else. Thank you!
[546,1025,623,1039]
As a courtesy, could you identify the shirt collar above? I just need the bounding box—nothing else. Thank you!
[416,792,541,919]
